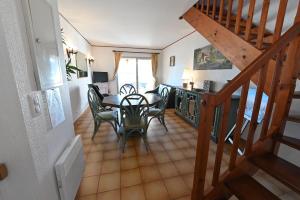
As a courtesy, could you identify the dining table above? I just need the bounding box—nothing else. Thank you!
[102,93,162,108]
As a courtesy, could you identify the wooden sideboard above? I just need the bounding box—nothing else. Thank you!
[175,87,240,142]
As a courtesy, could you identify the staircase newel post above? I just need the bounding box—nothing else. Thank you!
[192,94,215,200]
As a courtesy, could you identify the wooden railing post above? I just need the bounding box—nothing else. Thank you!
[192,95,215,200]
[244,0,256,41]
[256,0,270,49]
[229,82,250,170]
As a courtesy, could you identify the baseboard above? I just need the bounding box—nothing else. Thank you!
[73,105,89,124]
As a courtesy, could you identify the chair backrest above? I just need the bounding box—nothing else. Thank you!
[87,88,105,119]
[158,87,170,110]
[88,84,104,100]
[120,84,136,95]
[120,94,149,128]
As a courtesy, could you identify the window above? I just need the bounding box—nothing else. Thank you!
[118,57,154,93]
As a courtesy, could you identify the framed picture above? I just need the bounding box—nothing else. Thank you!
[193,45,232,70]
[169,56,175,66]
[24,0,63,89]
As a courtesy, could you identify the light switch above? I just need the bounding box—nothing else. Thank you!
[28,92,41,117]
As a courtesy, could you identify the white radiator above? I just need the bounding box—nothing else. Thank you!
[55,135,85,200]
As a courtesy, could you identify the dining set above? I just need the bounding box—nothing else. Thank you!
[87,84,170,152]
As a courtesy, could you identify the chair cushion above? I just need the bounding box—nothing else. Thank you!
[124,117,147,129]
[97,111,118,120]
[149,108,162,116]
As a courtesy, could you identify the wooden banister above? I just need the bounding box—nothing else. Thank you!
[192,22,300,200]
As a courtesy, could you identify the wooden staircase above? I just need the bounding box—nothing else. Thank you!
[180,0,300,199]
[182,0,300,94]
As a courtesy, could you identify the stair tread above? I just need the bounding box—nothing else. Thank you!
[287,115,300,123]
[225,175,280,200]
[294,91,300,99]
[249,153,300,193]
[275,135,300,151]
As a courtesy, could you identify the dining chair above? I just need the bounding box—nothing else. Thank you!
[87,88,119,140]
[119,84,136,95]
[119,94,150,152]
[148,87,170,132]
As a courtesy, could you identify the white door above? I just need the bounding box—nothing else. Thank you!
[0,19,40,200]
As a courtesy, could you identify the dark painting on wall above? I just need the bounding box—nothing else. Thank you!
[193,45,232,70]
[169,56,175,66]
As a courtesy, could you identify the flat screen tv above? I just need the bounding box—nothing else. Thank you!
[92,72,109,83]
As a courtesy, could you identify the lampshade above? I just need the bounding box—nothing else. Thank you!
[182,69,192,80]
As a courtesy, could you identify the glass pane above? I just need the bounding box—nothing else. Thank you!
[118,58,137,91]
[137,59,154,94]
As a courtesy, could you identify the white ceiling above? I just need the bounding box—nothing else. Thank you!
[58,0,197,49]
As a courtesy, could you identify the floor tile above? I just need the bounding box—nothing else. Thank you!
[158,162,179,178]
[101,160,120,174]
[153,151,171,163]
[79,194,97,200]
[121,185,146,200]
[121,168,142,187]
[84,162,102,177]
[121,157,139,170]
[103,149,120,160]
[144,180,170,200]
[140,165,161,183]
[164,176,190,199]
[174,160,194,175]
[79,176,99,196]
[98,172,120,192]
[86,152,103,162]
[168,150,185,161]
[138,154,156,166]
[97,189,120,200]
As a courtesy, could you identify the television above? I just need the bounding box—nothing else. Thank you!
[92,72,109,83]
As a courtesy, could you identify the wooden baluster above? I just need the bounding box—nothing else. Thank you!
[260,50,286,139]
[196,0,200,9]
[235,0,244,34]
[212,0,217,19]
[212,99,231,186]
[218,0,225,23]
[244,65,268,155]
[207,0,211,16]
[244,0,256,41]
[226,0,234,28]
[256,0,270,49]
[229,81,250,170]
[273,0,288,42]
[201,0,205,13]
[192,95,215,200]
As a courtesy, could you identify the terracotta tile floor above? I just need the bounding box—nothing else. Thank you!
[75,109,299,200]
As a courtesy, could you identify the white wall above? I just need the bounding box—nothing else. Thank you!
[158,32,240,91]
[91,46,161,94]
[0,0,76,199]
[60,16,92,121]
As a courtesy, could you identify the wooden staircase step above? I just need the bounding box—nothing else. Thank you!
[274,135,300,151]
[249,153,300,193]
[293,91,300,99]
[287,115,300,123]
[225,175,280,200]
